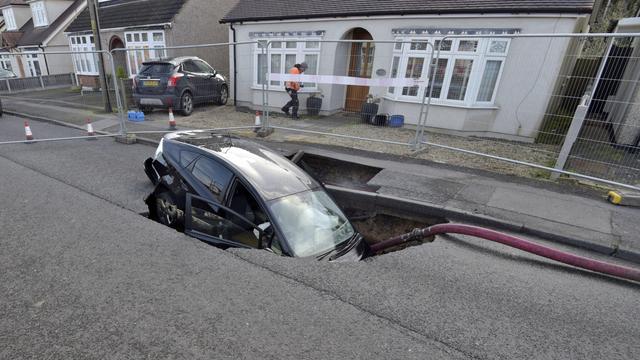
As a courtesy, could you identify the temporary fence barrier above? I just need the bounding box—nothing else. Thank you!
[1,37,639,192]
[411,32,640,191]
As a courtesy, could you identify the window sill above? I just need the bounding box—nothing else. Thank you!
[383,95,499,110]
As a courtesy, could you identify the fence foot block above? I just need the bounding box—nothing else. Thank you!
[115,134,137,144]
[255,128,274,138]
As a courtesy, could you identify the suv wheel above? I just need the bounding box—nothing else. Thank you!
[180,92,193,116]
[215,85,228,105]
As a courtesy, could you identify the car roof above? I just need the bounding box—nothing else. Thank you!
[142,56,203,66]
[165,131,320,201]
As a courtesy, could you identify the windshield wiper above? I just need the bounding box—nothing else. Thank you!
[328,233,361,261]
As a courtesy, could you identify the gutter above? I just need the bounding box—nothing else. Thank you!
[65,22,173,35]
[230,22,237,107]
[38,45,50,75]
[220,8,594,24]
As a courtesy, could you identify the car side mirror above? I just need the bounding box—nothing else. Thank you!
[259,225,274,250]
[152,159,170,176]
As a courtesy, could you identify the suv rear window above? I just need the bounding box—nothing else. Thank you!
[139,63,174,76]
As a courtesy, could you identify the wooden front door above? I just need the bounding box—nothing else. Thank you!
[345,28,375,112]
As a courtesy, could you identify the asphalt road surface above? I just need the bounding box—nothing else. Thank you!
[0,115,638,359]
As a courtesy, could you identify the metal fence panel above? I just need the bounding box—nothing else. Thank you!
[0,49,126,143]
[113,42,258,137]
[261,39,428,149]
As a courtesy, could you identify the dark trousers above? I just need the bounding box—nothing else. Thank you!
[282,88,299,117]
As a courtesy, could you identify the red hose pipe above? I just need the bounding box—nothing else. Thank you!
[369,223,640,282]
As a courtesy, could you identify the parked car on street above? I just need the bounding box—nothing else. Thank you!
[133,56,228,116]
[144,131,368,261]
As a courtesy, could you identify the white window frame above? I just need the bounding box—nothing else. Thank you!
[2,8,17,30]
[253,38,321,91]
[30,1,48,27]
[68,34,99,76]
[124,30,166,77]
[23,52,43,77]
[0,54,13,72]
[386,36,509,107]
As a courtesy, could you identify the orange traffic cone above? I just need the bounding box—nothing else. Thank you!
[86,118,96,139]
[168,108,177,130]
[24,120,34,142]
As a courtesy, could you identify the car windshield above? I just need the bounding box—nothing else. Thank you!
[139,63,174,76]
[267,190,355,257]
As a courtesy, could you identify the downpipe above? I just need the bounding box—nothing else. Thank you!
[369,223,640,282]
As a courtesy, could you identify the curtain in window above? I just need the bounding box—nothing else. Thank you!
[447,59,473,101]
[476,60,502,102]
[425,58,448,99]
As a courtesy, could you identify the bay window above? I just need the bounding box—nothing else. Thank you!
[125,31,166,77]
[255,39,320,90]
[68,34,98,75]
[387,37,509,106]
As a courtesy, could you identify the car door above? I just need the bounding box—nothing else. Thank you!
[185,193,265,249]
[193,59,217,102]
[181,60,206,103]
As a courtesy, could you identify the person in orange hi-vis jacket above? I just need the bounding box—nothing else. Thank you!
[281,62,308,119]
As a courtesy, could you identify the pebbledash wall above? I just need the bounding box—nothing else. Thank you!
[230,14,589,141]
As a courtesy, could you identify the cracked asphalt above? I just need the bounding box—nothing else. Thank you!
[0,115,638,359]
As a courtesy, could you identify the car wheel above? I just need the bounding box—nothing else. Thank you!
[155,191,181,228]
[215,85,228,105]
[180,92,193,116]
[140,105,153,114]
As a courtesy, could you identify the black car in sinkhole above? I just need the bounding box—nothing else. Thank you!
[144,131,368,261]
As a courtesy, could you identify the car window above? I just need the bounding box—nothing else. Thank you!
[194,60,214,74]
[182,60,200,73]
[179,150,199,168]
[139,63,173,76]
[189,196,260,248]
[228,181,268,226]
[191,157,233,201]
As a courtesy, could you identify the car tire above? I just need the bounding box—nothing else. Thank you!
[155,191,181,228]
[215,85,228,105]
[140,105,153,114]
[180,92,193,116]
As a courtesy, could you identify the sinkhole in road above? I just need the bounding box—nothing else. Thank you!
[294,152,447,253]
[141,151,448,256]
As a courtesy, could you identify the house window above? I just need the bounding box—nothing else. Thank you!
[2,8,17,30]
[386,37,509,106]
[31,1,49,27]
[255,39,321,90]
[124,31,166,77]
[68,35,98,75]
[24,53,42,77]
[0,54,13,72]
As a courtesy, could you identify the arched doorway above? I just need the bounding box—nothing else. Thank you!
[109,36,127,77]
[344,28,375,112]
